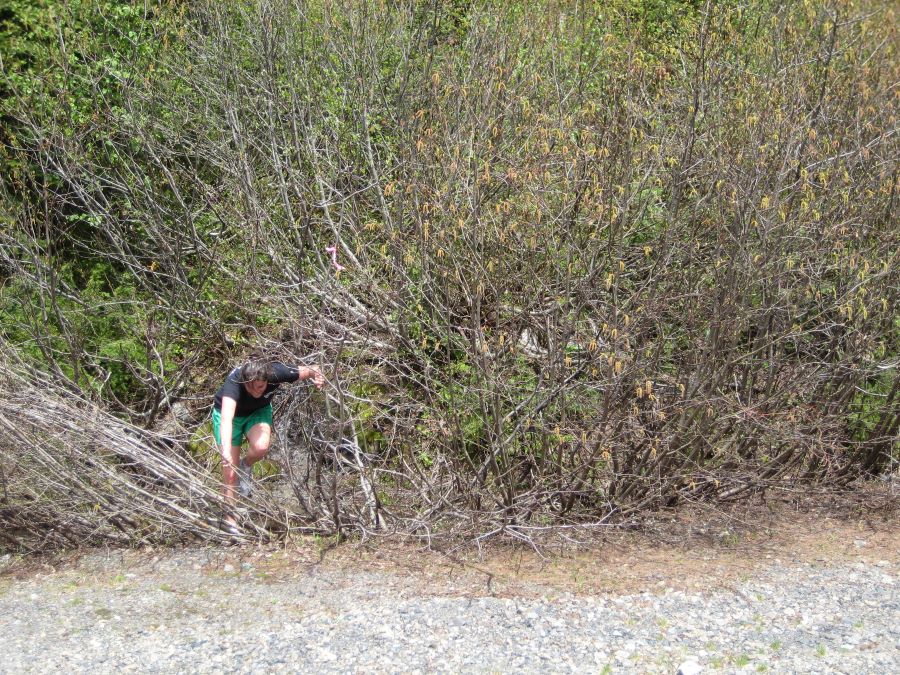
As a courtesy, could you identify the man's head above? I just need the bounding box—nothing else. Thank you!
[240,357,273,398]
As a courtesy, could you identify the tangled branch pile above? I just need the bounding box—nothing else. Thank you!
[1,0,897,551]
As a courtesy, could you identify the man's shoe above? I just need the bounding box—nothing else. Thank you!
[237,459,253,497]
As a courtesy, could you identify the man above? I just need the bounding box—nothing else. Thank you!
[213,355,325,528]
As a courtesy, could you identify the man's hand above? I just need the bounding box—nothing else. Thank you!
[301,365,326,389]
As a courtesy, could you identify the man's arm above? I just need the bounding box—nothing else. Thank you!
[270,362,326,388]
[297,365,325,389]
[219,396,239,467]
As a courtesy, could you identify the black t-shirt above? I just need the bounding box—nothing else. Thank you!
[213,363,300,416]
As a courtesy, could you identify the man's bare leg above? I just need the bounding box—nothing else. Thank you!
[244,423,272,467]
[219,443,241,529]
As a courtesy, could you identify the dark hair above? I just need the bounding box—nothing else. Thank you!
[239,354,273,383]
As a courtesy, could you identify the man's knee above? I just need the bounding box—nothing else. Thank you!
[247,435,270,458]
[247,424,271,450]
[247,440,268,455]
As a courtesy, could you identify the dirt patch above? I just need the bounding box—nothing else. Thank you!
[3,492,897,598]
[312,502,899,597]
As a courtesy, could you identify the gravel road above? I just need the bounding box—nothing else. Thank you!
[1,528,897,674]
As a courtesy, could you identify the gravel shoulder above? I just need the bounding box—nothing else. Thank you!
[1,510,897,674]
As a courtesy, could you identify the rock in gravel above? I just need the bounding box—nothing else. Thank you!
[677,660,703,675]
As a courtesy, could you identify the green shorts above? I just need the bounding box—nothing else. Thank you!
[212,405,273,449]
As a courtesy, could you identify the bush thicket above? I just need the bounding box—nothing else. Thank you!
[1,0,897,550]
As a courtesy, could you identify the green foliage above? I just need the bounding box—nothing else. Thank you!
[0,0,58,94]
[253,459,279,479]
[349,381,387,451]
[847,371,895,443]
[0,259,169,404]
[187,419,219,470]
